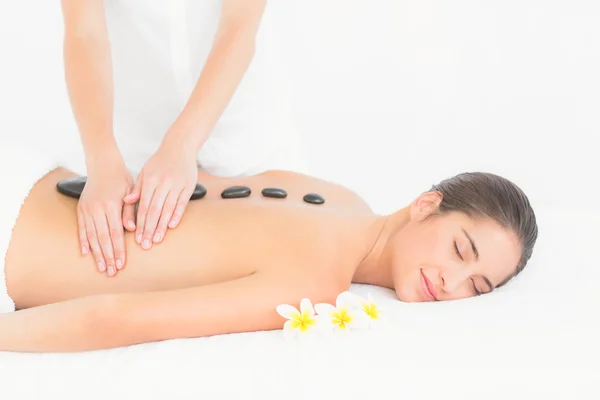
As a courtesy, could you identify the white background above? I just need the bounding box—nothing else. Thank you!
[274,1,600,213]
[0,1,599,399]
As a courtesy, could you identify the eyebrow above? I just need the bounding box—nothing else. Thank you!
[462,228,494,292]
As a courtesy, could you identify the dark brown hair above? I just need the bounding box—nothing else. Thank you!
[430,172,538,286]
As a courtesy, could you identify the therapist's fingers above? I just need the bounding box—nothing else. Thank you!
[94,212,117,277]
[124,172,143,204]
[154,191,180,243]
[142,186,170,248]
[122,202,136,232]
[168,189,192,229]
[84,213,106,274]
[135,182,156,248]
[106,204,126,271]
[77,209,89,256]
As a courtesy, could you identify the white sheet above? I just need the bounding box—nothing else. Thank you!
[1,206,598,399]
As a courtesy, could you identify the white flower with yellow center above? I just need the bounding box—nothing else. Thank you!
[358,292,381,327]
[276,298,318,339]
[314,291,368,332]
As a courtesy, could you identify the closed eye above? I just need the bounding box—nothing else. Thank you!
[471,278,483,296]
[457,242,483,295]
[454,241,463,261]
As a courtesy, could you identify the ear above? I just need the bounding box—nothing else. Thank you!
[409,191,443,222]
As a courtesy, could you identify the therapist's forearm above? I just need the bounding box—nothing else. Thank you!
[63,32,119,167]
[163,26,257,152]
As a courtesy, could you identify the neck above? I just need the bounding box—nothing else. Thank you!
[353,207,410,289]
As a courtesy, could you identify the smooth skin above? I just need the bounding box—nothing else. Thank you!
[61,0,268,276]
[0,168,521,353]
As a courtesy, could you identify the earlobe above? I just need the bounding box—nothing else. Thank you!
[410,191,443,221]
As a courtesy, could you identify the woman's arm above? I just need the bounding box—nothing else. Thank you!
[0,272,332,353]
[61,0,119,163]
[163,0,267,152]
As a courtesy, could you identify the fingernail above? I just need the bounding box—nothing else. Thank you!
[82,246,88,255]
[153,233,161,243]
[142,239,151,249]
[136,234,142,244]
[108,266,115,276]
[168,219,178,228]
[127,220,135,229]
[98,260,106,272]
[116,259,123,270]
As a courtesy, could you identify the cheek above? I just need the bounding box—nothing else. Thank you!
[391,229,419,271]
[394,267,423,302]
[445,285,475,301]
[403,224,447,266]
[392,225,444,281]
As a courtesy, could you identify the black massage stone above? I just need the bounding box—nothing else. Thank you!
[190,184,207,200]
[261,187,287,199]
[56,176,86,199]
[303,193,325,205]
[221,185,251,199]
[57,176,208,201]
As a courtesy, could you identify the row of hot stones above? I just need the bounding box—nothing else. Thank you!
[56,177,326,205]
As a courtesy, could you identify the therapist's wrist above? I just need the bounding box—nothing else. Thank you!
[163,123,208,156]
[162,130,202,159]
[84,136,122,168]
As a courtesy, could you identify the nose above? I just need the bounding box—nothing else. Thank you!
[440,262,472,294]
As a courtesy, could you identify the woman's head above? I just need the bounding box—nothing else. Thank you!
[390,172,538,302]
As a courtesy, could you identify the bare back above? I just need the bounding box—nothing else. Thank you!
[5,169,380,309]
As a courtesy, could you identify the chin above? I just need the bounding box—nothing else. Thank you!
[393,270,425,302]
[394,284,420,303]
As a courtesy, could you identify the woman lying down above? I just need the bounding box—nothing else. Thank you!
[0,166,538,352]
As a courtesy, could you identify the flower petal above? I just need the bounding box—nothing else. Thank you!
[283,320,296,331]
[299,298,315,317]
[298,324,313,334]
[314,315,335,332]
[282,322,298,340]
[314,303,336,316]
[350,312,370,330]
[336,291,364,309]
[276,304,300,319]
[333,322,351,333]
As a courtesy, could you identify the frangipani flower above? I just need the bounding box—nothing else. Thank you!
[359,292,381,327]
[276,298,318,339]
[314,291,368,332]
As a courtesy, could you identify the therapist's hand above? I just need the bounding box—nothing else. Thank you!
[79,154,135,277]
[124,140,198,250]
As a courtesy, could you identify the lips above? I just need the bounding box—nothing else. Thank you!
[420,270,438,301]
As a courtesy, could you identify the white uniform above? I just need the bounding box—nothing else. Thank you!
[63,0,308,177]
